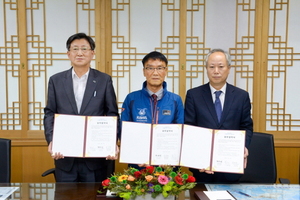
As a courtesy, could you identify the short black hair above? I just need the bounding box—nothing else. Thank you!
[66,33,95,50]
[142,51,168,67]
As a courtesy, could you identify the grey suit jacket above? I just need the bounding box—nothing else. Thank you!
[184,83,253,148]
[44,67,119,171]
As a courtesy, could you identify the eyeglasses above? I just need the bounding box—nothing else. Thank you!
[144,67,167,72]
[69,47,92,53]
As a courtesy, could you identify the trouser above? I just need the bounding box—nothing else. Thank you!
[55,158,106,182]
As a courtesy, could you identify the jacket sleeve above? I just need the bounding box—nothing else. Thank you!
[104,76,119,117]
[174,96,184,124]
[240,92,253,148]
[120,95,133,123]
[184,90,196,126]
[103,76,120,139]
[43,77,56,145]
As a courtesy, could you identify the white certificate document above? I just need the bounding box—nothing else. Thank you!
[119,121,152,164]
[52,114,86,157]
[119,122,245,174]
[203,191,236,200]
[52,114,117,157]
[180,125,245,173]
[211,130,245,173]
[85,116,117,157]
[180,125,213,169]
[150,124,182,166]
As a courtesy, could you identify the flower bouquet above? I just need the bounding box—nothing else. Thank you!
[101,166,196,200]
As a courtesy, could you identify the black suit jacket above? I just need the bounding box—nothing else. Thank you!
[185,83,253,182]
[44,67,119,171]
[184,83,253,148]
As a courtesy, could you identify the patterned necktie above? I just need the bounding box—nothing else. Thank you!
[152,94,158,123]
[214,91,222,122]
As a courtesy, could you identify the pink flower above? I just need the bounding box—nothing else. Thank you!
[158,175,169,185]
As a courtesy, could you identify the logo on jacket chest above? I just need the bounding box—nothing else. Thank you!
[138,108,146,115]
[162,110,171,115]
[136,108,147,121]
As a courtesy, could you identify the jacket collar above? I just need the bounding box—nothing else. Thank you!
[63,67,98,114]
[202,82,235,126]
[141,81,168,98]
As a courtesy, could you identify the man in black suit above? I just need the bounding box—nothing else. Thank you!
[44,33,119,182]
[184,48,253,183]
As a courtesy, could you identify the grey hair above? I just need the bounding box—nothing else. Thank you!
[205,48,231,67]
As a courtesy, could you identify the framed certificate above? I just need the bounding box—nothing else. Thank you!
[52,114,117,157]
[119,122,245,174]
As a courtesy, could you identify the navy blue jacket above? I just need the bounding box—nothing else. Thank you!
[185,82,253,182]
[121,81,184,124]
[184,82,253,148]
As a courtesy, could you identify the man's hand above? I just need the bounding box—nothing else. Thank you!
[48,141,53,155]
[48,141,64,160]
[244,147,249,168]
[199,168,214,174]
[138,163,150,167]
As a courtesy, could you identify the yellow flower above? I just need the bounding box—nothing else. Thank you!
[145,175,154,182]
[118,175,128,182]
[127,175,135,181]
[154,171,165,176]
[126,184,131,190]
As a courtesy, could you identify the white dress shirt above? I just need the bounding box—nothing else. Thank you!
[72,69,89,113]
[209,83,227,110]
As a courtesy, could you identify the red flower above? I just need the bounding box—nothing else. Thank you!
[186,176,196,183]
[146,166,155,174]
[134,171,142,178]
[175,175,184,185]
[102,179,110,186]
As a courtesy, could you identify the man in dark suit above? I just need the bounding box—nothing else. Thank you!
[184,48,253,183]
[44,33,119,182]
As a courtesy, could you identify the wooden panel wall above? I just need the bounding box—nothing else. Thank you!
[275,146,300,184]
[11,141,55,183]
[1,0,299,184]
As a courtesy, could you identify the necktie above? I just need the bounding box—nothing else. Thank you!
[214,91,222,122]
[152,94,158,123]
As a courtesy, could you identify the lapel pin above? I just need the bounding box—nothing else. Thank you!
[93,80,96,83]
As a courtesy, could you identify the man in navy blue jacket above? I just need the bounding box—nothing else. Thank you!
[121,51,184,169]
[184,49,253,183]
